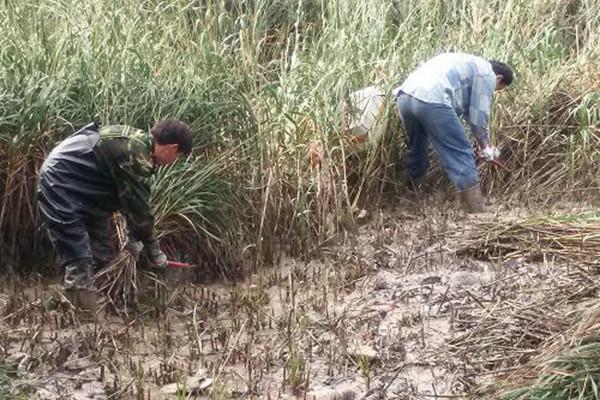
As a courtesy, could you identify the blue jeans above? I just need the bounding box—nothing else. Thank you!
[396,92,479,192]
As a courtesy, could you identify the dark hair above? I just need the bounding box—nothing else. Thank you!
[150,119,193,155]
[488,60,514,86]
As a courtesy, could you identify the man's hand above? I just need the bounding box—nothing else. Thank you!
[145,241,168,268]
[125,240,144,261]
[480,145,500,162]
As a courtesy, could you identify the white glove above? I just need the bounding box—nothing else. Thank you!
[480,145,500,162]
[125,240,144,261]
[145,241,168,268]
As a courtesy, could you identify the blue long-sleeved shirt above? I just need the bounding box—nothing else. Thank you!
[397,53,496,145]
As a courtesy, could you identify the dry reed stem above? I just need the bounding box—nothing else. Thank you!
[456,214,600,264]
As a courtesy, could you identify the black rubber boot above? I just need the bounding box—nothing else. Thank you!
[64,262,97,321]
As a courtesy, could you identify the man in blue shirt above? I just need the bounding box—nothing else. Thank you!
[395,52,513,212]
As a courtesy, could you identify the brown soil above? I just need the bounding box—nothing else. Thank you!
[1,197,597,399]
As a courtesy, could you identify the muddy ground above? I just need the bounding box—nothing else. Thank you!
[1,196,597,399]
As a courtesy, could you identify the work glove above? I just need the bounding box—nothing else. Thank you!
[480,145,500,162]
[125,239,144,261]
[145,240,168,268]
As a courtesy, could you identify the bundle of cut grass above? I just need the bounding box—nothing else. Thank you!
[94,220,168,317]
[95,249,138,315]
[484,302,600,400]
[96,251,169,317]
[456,212,600,264]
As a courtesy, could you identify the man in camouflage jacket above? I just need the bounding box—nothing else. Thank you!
[37,119,193,316]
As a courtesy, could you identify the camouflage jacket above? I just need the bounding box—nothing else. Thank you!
[38,123,158,245]
[94,125,157,245]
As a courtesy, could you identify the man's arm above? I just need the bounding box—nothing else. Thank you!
[468,73,496,147]
[116,139,157,246]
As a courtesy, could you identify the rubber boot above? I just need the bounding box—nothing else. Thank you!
[65,288,97,322]
[64,262,97,321]
[460,184,485,213]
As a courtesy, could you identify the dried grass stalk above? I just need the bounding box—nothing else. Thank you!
[456,213,600,264]
[489,302,600,400]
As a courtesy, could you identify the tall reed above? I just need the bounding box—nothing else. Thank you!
[0,0,598,272]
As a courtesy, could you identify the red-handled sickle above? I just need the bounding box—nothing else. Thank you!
[166,260,197,269]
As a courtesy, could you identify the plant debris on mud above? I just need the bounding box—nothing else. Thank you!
[1,200,600,399]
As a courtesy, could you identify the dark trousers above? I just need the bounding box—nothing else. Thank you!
[43,214,115,289]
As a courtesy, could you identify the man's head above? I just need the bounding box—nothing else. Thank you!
[150,119,193,165]
[489,60,514,91]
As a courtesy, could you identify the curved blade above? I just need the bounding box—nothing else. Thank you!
[166,260,198,269]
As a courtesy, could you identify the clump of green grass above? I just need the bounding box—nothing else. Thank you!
[152,153,241,277]
[502,340,600,400]
[0,363,28,400]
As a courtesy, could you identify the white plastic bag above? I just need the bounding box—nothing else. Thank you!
[345,86,387,146]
